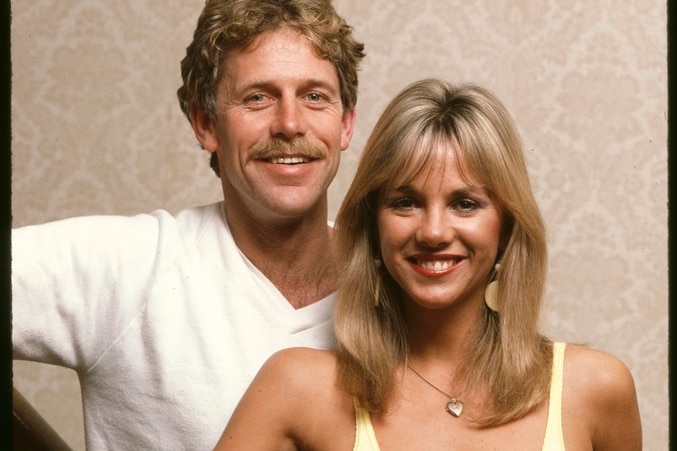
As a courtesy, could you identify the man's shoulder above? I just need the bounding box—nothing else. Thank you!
[174,201,224,220]
[172,201,226,235]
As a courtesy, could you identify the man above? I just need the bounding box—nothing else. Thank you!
[12,0,365,449]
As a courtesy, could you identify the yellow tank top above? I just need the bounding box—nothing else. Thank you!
[352,342,567,451]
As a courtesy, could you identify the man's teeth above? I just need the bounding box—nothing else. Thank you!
[418,260,455,271]
[270,157,310,164]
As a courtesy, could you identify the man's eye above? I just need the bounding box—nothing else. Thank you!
[248,94,266,102]
[306,92,324,102]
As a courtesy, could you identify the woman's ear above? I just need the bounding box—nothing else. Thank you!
[189,103,220,153]
[498,216,514,255]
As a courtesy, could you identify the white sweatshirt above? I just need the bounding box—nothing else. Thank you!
[12,202,335,450]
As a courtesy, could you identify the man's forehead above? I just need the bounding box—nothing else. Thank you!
[218,29,339,93]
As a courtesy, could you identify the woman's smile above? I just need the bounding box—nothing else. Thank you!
[408,255,464,278]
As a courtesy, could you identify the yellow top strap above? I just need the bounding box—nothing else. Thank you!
[353,399,380,451]
[542,342,567,451]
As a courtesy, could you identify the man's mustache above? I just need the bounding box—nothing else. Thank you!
[249,138,326,160]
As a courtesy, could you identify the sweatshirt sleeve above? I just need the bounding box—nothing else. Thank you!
[11,212,168,372]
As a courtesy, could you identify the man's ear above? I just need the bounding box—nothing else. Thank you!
[189,103,219,152]
[339,107,357,151]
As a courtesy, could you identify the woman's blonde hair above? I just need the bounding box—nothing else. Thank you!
[334,79,552,426]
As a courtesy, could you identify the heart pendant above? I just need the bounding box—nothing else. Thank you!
[446,400,464,417]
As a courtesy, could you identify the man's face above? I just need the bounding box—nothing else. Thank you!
[195,27,355,224]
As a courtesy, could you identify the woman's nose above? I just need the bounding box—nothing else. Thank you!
[416,209,454,248]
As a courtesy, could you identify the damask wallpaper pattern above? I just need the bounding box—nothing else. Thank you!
[11,0,667,449]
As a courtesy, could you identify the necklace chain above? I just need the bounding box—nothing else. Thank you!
[407,364,457,401]
[407,364,465,417]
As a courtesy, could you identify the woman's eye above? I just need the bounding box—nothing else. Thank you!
[454,199,478,212]
[390,197,417,210]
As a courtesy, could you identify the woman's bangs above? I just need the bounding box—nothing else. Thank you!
[387,133,455,189]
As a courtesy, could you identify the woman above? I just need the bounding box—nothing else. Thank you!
[214,79,642,450]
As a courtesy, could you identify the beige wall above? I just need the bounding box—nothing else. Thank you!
[11,0,668,449]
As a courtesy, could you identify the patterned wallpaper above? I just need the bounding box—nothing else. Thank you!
[11,0,668,449]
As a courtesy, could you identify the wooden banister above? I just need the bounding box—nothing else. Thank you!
[12,387,72,451]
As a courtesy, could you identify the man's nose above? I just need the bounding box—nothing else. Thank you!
[271,97,308,139]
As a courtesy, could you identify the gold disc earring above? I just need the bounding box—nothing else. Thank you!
[484,263,500,312]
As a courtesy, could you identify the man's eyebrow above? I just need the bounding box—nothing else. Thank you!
[227,78,340,101]
[303,78,340,93]
[237,76,338,89]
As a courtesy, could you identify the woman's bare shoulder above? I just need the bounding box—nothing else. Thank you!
[219,348,350,448]
[263,347,338,379]
[563,344,636,399]
[257,348,355,448]
[255,347,338,394]
[562,344,642,450]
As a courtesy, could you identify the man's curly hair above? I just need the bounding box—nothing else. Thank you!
[178,0,365,121]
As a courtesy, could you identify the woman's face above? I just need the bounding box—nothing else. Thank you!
[376,149,503,312]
